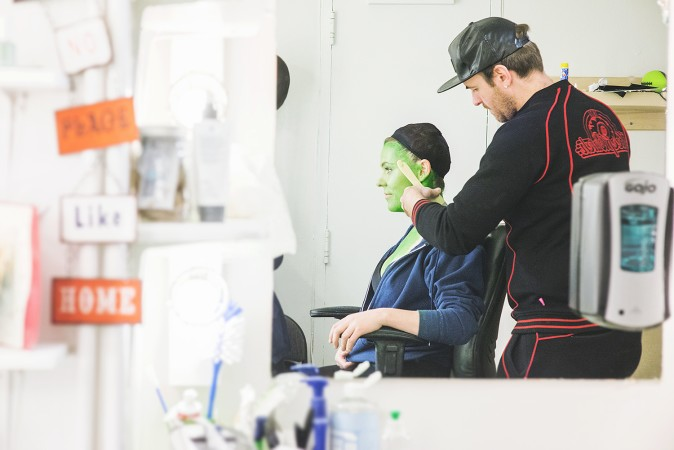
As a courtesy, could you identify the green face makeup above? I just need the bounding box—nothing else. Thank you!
[378,140,420,212]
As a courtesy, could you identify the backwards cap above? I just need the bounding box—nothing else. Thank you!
[438,17,529,93]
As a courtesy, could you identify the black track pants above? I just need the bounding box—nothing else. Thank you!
[497,328,642,379]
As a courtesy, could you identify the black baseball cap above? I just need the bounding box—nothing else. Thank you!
[391,123,451,178]
[437,17,529,93]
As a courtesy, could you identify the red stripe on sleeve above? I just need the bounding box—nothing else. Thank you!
[411,199,431,226]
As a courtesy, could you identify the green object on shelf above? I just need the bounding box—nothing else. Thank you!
[641,70,667,93]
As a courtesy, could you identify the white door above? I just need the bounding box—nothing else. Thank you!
[312,0,498,365]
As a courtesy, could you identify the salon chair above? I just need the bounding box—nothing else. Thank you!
[272,312,309,375]
[271,255,309,375]
[284,314,308,366]
[310,224,508,377]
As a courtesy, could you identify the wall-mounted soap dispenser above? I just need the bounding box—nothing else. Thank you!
[570,171,673,330]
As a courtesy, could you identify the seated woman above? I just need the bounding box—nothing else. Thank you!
[328,123,486,377]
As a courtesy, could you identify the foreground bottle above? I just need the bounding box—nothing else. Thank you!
[330,371,382,450]
[381,410,412,450]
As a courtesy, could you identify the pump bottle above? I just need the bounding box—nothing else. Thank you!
[193,102,230,222]
[292,364,329,450]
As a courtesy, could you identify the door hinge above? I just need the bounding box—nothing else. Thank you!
[323,229,331,264]
[329,10,336,46]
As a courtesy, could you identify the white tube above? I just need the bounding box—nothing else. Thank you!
[97,244,125,450]
[97,0,135,449]
[73,150,103,450]
[74,42,106,450]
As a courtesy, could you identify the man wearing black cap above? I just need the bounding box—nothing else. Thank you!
[327,123,486,377]
[400,17,641,378]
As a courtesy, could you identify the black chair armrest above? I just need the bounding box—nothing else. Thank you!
[362,327,426,345]
[362,327,427,377]
[310,306,360,319]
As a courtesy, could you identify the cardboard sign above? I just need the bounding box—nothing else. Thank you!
[55,97,139,155]
[52,278,142,324]
[60,195,137,243]
[55,18,112,75]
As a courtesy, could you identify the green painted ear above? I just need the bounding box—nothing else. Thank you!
[416,159,437,188]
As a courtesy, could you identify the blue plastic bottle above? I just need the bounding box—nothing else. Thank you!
[292,364,329,450]
[560,62,569,80]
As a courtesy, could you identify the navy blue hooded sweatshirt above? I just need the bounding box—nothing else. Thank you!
[347,226,485,366]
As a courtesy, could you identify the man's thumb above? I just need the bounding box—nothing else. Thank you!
[421,186,442,198]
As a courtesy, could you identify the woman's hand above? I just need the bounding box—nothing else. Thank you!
[334,349,355,369]
[329,310,386,354]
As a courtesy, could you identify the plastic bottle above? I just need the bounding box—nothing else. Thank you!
[193,102,230,222]
[560,62,569,81]
[381,410,412,450]
[169,389,205,442]
[175,389,202,422]
[292,364,329,450]
[330,372,382,450]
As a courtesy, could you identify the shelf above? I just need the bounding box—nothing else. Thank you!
[136,218,268,245]
[570,76,666,131]
[0,67,69,92]
[0,343,68,371]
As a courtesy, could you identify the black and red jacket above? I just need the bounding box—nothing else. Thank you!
[414,80,630,334]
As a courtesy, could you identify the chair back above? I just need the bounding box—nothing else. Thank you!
[451,224,508,378]
[284,314,308,365]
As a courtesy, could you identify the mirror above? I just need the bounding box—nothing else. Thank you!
[273,0,668,378]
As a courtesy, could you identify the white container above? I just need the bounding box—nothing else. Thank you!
[193,109,230,222]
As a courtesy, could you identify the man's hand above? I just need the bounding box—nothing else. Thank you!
[400,185,442,217]
[334,349,355,369]
[329,310,385,354]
